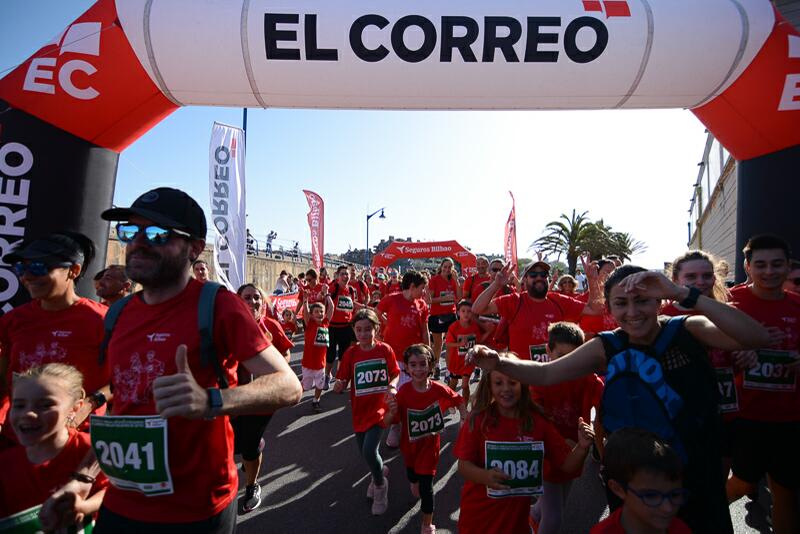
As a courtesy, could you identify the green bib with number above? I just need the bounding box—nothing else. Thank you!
[458,334,477,355]
[439,291,455,305]
[353,359,389,396]
[744,350,797,392]
[0,505,94,534]
[529,345,548,363]
[314,327,330,347]
[715,367,738,413]
[484,440,544,498]
[407,402,445,441]
[337,296,354,311]
[90,415,173,497]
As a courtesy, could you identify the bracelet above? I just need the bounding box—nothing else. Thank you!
[679,286,701,309]
[71,472,96,484]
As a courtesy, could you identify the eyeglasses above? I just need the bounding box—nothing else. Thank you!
[491,267,502,272]
[625,486,689,508]
[116,223,191,245]
[526,271,549,279]
[14,261,73,277]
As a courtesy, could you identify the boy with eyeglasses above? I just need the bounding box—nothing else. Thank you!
[593,428,691,533]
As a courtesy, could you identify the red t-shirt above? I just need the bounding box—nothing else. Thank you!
[281,320,297,336]
[577,292,618,338]
[454,410,570,534]
[303,318,330,370]
[336,342,400,433]
[493,292,584,361]
[0,298,109,439]
[463,273,493,303]
[299,282,327,305]
[730,286,800,422]
[377,293,429,358]
[0,429,108,518]
[445,320,483,376]
[261,316,294,355]
[386,281,402,295]
[590,508,691,533]
[396,381,462,475]
[328,283,358,326]
[349,280,370,304]
[428,274,459,316]
[102,279,270,523]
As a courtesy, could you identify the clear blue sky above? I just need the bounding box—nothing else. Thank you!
[1,1,709,268]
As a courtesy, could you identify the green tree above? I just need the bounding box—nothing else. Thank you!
[531,209,592,275]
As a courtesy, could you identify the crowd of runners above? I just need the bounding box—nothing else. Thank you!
[0,186,798,533]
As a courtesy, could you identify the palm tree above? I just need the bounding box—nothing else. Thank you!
[531,210,592,274]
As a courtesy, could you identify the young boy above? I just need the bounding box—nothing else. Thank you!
[302,290,334,413]
[530,322,604,533]
[592,428,691,533]
[444,299,487,406]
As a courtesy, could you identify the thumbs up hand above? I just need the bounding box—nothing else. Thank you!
[153,345,210,419]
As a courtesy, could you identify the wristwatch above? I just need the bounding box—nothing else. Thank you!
[206,388,224,419]
[679,286,702,309]
[87,391,107,409]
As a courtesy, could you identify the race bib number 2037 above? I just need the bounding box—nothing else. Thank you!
[90,415,173,497]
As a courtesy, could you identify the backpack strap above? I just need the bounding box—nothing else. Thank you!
[598,330,624,353]
[651,316,686,358]
[98,293,136,365]
[198,282,229,389]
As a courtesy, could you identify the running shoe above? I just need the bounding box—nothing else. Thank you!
[242,484,262,513]
[471,368,481,383]
[312,400,322,413]
[421,525,436,534]
[323,374,331,390]
[385,424,401,448]
[367,466,390,499]
[371,478,389,515]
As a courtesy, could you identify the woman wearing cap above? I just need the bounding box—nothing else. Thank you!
[0,232,109,447]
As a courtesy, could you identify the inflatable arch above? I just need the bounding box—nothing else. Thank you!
[0,0,798,311]
[372,241,477,274]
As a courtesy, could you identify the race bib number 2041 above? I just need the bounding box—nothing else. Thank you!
[90,415,173,497]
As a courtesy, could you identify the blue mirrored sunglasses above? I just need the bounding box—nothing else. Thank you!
[116,223,191,245]
[14,261,73,277]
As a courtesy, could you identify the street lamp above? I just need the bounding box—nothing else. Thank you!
[366,208,386,266]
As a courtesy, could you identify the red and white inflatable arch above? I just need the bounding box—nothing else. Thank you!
[0,0,797,311]
[372,241,477,274]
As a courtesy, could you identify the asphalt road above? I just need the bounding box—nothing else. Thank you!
[232,341,773,533]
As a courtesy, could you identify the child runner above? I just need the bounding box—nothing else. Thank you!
[592,428,691,533]
[444,299,487,407]
[302,290,334,413]
[0,364,107,530]
[427,258,462,380]
[334,309,400,515]
[530,322,604,533]
[281,309,299,339]
[455,352,594,534]
[384,344,466,533]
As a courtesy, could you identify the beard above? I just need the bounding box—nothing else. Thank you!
[527,280,549,299]
[126,242,192,288]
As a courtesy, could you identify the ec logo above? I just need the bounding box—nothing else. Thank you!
[23,22,101,100]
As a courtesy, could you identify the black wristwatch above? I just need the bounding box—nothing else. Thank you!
[679,286,702,309]
[88,391,107,409]
[206,388,224,419]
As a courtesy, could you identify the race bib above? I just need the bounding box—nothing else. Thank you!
[715,367,738,413]
[484,441,544,498]
[314,327,330,347]
[90,415,173,496]
[458,334,477,355]
[744,350,797,392]
[0,505,94,534]
[439,290,455,305]
[337,296,354,312]
[529,345,548,363]
[407,402,445,441]
[353,359,390,396]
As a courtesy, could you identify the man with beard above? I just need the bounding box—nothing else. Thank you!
[41,188,302,534]
[95,264,133,305]
[472,260,601,362]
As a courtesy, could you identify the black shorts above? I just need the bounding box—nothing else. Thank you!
[95,500,235,534]
[730,419,800,490]
[232,414,272,461]
[428,313,456,334]
[326,325,355,364]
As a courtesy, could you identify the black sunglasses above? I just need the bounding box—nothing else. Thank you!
[14,261,73,277]
[625,486,689,508]
[116,223,192,245]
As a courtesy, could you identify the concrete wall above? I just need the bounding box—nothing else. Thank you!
[105,239,314,293]
[689,160,738,279]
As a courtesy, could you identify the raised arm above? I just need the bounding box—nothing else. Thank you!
[472,263,513,315]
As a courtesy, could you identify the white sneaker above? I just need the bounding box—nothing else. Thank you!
[371,478,389,515]
[367,466,389,499]
[386,424,401,448]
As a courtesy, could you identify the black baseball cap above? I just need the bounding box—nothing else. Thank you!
[101,187,207,239]
[3,233,87,265]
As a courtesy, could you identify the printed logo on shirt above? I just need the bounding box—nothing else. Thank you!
[146,333,171,343]
[112,351,166,404]
[51,330,72,338]
[19,342,68,370]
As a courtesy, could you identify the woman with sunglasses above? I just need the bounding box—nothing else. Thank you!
[0,232,109,447]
